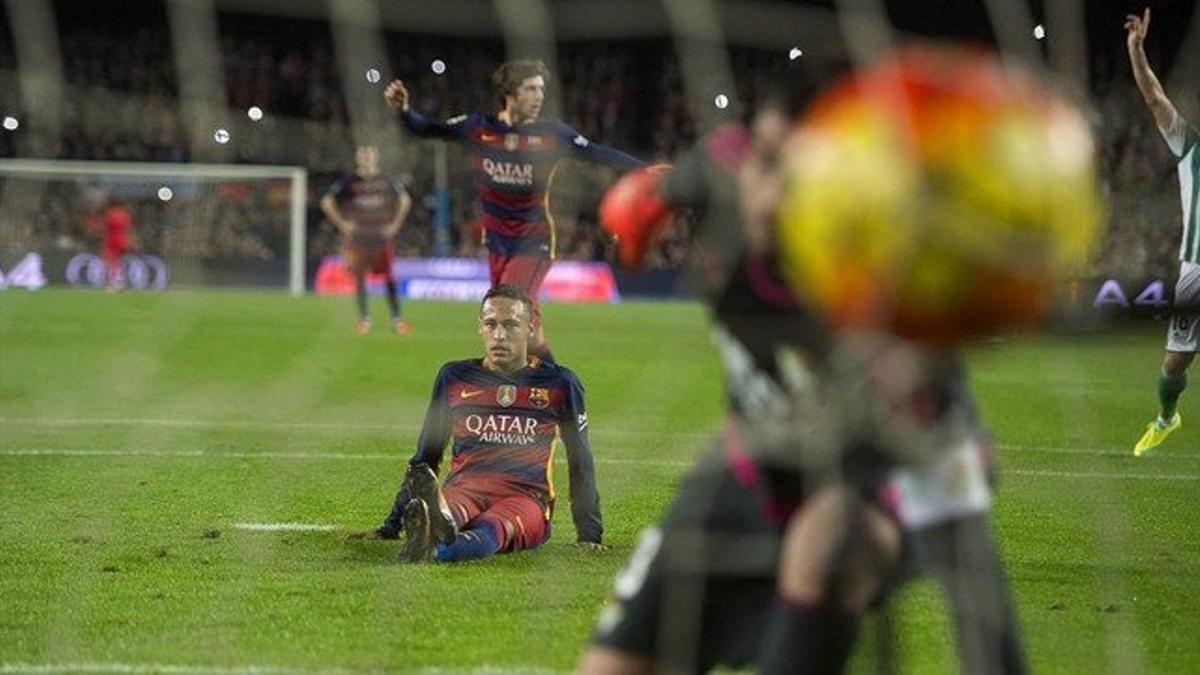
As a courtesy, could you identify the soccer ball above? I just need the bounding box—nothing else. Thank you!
[776,47,1102,343]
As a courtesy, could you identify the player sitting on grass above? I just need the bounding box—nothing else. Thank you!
[354,284,603,562]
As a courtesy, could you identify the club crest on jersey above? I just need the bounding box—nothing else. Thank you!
[529,387,550,409]
[497,384,517,407]
[504,133,520,151]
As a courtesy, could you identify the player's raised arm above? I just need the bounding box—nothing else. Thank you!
[1126,8,1181,138]
[558,370,603,547]
[560,124,645,172]
[385,78,472,141]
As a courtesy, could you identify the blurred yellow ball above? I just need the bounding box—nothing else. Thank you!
[777,47,1101,342]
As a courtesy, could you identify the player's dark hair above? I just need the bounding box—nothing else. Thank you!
[492,59,550,105]
[481,284,533,315]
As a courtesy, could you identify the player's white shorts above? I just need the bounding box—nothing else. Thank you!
[1166,261,1200,353]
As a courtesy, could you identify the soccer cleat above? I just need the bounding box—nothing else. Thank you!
[356,317,372,335]
[404,464,457,545]
[398,498,434,563]
[1133,413,1182,456]
[392,318,412,336]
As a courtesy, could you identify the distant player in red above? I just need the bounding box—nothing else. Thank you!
[384,60,646,360]
[98,197,133,291]
[319,145,413,335]
[355,284,603,563]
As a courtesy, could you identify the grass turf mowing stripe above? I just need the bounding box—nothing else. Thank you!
[3,447,1198,478]
[0,666,562,675]
[0,416,712,439]
[0,447,695,467]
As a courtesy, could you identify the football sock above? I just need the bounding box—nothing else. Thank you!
[434,524,501,563]
[1158,371,1187,423]
[758,598,859,675]
[385,279,401,319]
[355,274,369,319]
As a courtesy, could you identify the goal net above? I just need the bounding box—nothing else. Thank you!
[0,159,307,294]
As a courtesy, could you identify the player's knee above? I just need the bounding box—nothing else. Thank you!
[1164,351,1195,377]
[577,646,655,675]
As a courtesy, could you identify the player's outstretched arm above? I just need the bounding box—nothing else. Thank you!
[1126,8,1179,134]
[386,78,472,141]
[561,124,646,172]
[559,372,604,547]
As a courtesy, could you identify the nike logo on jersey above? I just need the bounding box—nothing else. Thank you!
[481,133,498,142]
[460,389,485,399]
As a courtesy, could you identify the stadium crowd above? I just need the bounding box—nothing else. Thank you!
[0,5,1192,278]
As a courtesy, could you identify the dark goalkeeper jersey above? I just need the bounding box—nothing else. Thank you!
[402,357,602,542]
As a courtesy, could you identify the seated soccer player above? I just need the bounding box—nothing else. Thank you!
[359,284,603,562]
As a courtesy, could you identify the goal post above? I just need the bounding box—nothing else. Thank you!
[0,159,309,296]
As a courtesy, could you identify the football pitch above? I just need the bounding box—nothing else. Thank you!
[2,289,1199,673]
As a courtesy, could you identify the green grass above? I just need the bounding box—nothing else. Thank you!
[1,289,1198,673]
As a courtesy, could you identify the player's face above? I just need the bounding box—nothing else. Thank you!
[355,146,380,175]
[507,75,545,123]
[478,297,533,372]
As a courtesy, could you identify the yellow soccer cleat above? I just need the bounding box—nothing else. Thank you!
[1133,413,1181,457]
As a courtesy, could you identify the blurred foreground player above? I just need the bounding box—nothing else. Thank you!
[384,59,647,360]
[582,47,1099,674]
[355,285,603,562]
[1126,8,1200,455]
[319,144,413,335]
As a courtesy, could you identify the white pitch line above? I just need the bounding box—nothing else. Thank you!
[1007,469,1200,482]
[232,523,338,532]
[996,444,1188,458]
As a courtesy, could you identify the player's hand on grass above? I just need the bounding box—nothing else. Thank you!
[1125,8,1150,52]
[575,540,607,552]
[384,80,410,112]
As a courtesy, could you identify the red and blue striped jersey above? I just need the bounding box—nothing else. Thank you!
[325,172,406,245]
[404,356,601,542]
[402,109,644,256]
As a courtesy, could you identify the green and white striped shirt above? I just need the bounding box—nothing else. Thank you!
[1160,111,1200,263]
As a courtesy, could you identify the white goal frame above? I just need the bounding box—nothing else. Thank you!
[0,159,309,296]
